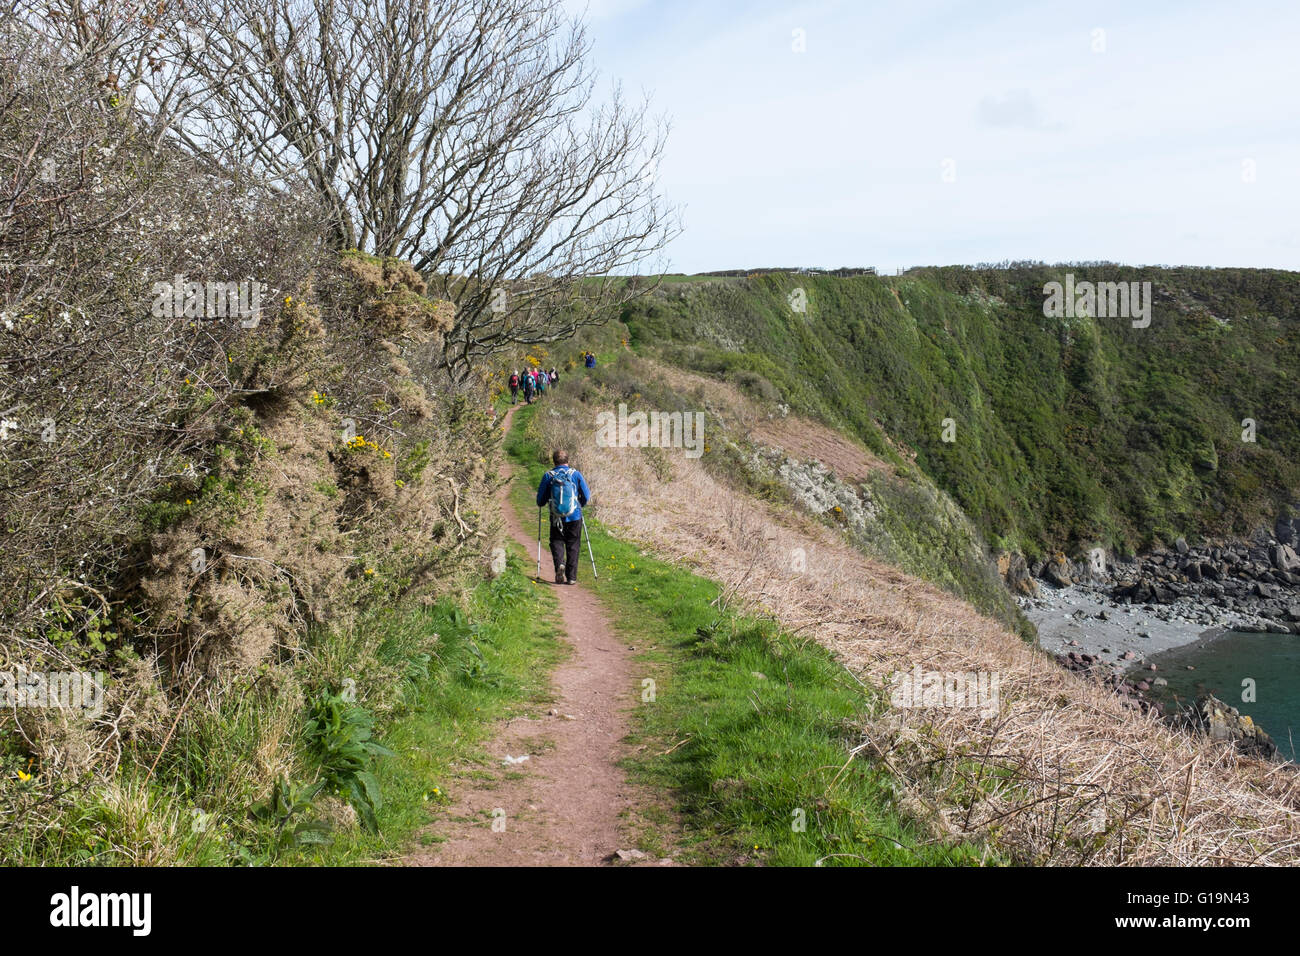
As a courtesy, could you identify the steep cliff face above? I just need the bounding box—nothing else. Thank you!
[621,266,1300,561]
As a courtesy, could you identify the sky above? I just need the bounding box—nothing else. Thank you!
[565,0,1300,274]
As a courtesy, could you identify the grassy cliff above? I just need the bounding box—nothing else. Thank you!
[622,266,1300,558]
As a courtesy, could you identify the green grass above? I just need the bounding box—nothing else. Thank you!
[298,560,566,864]
[506,403,990,866]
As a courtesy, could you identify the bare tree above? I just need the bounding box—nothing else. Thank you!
[155,0,678,380]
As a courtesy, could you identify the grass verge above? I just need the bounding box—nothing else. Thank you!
[301,559,565,864]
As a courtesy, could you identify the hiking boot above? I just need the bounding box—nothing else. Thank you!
[565,579,577,585]
[555,571,566,584]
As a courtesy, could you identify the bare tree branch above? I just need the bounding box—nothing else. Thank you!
[148,0,680,379]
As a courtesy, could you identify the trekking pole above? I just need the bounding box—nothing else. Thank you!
[536,509,543,579]
[581,516,598,580]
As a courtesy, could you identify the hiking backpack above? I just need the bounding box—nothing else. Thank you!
[548,466,580,523]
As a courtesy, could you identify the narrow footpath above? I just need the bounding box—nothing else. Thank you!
[410,404,671,866]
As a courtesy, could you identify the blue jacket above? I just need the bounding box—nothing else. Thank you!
[536,466,590,523]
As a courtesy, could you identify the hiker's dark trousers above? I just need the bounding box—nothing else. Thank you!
[550,518,582,582]
[510,385,518,403]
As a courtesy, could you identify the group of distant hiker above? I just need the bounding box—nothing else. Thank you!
[508,366,559,405]
[507,352,599,404]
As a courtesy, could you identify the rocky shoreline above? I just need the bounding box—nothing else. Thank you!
[1008,511,1300,760]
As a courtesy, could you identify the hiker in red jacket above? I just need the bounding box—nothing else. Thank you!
[508,370,520,404]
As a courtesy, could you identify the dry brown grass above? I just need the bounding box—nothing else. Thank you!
[546,394,1300,866]
[750,417,890,484]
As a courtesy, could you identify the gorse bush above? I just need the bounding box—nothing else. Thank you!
[0,16,499,862]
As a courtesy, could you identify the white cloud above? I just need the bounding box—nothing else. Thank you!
[977,89,1063,131]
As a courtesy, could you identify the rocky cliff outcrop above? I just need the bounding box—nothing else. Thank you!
[1175,695,1278,760]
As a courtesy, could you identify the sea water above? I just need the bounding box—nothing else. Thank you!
[1148,630,1300,762]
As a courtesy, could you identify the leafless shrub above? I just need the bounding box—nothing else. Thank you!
[1,16,327,649]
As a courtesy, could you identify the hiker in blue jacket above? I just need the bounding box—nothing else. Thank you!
[536,450,591,584]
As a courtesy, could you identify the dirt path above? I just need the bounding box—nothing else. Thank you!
[409,403,670,867]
